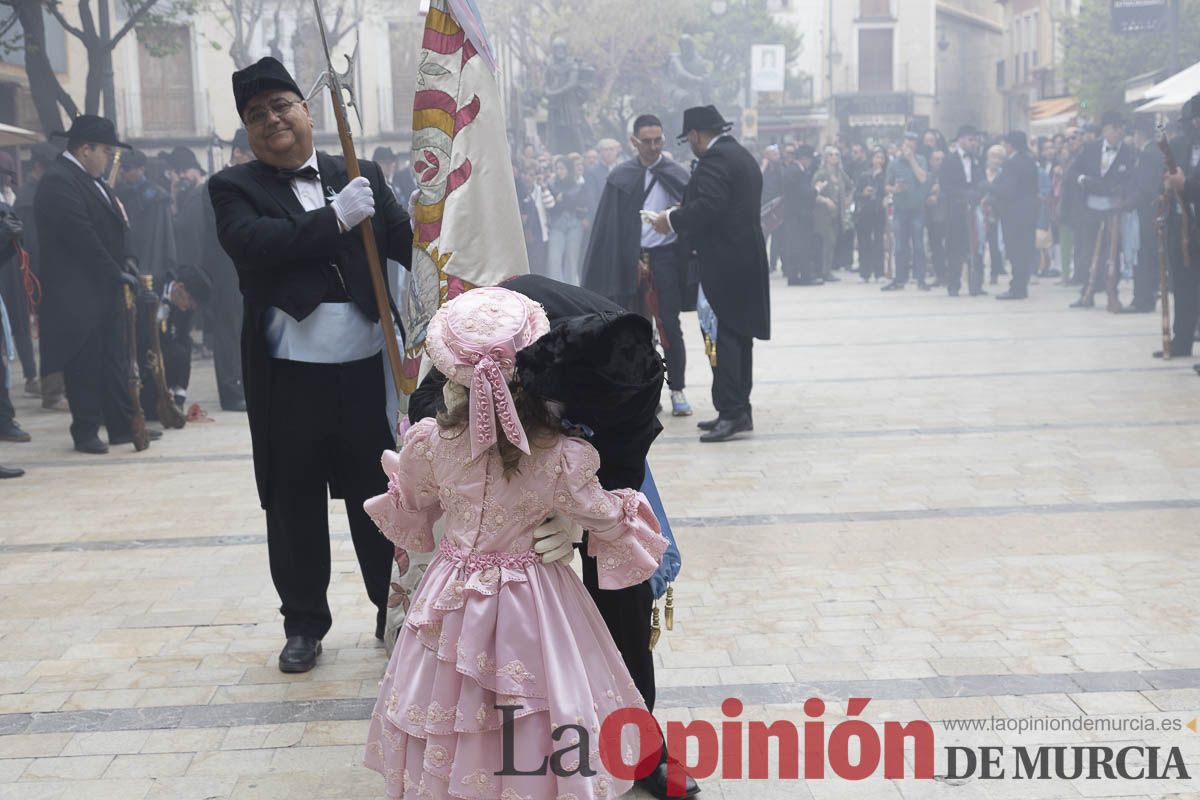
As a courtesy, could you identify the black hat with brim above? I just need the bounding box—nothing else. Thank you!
[372,146,398,163]
[51,115,131,150]
[232,56,303,119]
[167,146,206,175]
[677,105,733,143]
[956,124,978,140]
[795,143,816,159]
[1100,110,1126,128]
[1004,130,1028,150]
[122,149,148,169]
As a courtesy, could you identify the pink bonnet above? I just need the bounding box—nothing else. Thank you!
[425,287,550,459]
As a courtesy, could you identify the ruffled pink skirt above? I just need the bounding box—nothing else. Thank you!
[364,541,651,800]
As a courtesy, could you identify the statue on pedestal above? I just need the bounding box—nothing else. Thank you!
[544,38,593,154]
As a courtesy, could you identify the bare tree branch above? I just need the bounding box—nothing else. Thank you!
[0,11,20,37]
[74,0,96,39]
[41,0,88,41]
[111,0,162,44]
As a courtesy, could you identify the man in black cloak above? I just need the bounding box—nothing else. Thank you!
[117,149,178,285]
[580,114,694,415]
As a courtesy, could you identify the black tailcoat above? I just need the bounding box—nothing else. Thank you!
[1075,139,1137,208]
[35,155,129,376]
[666,137,771,340]
[990,150,1040,239]
[208,152,412,507]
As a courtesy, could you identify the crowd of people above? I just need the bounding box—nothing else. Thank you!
[0,118,417,477]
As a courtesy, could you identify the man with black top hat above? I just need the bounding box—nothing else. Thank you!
[943,125,985,296]
[209,56,413,672]
[1160,92,1200,361]
[649,104,771,443]
[989,131,1039,300]
[1069,111,1136,309]
[36,115,154,454]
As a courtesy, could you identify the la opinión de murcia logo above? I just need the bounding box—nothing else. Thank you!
[494,697,1193,796]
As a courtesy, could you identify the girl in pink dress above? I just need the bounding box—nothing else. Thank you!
[363,287,668,800]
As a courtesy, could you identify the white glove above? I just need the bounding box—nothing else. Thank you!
[533,516,584,565]
[331,176,376,231]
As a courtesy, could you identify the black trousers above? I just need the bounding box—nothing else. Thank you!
[1169,242,1200,357]
[0,345,13,425]
[987,222,1005,280]
[1075,212,1104,288]
[926,219,947,284]
[62,310,134,445]
[1134,209,1159,310]
[856,218,885,280]
[581,553,655,711]
[712,325,753,421]
[264,353,395,640]
[0,261,35,381]
[1004,223,1036,296]
[211,300,245,408]
[646,248,686,392]
[945,206,982,294]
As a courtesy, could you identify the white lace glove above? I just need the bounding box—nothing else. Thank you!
[330,176,376,231]
[533,516,584,565]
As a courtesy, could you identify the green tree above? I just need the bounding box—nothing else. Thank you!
[1062,0,1200,116]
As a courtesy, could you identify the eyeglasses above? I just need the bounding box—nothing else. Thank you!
[637,137,664,147]
[244,98,302,128]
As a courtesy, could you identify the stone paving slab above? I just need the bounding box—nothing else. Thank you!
[2,276,1199,797]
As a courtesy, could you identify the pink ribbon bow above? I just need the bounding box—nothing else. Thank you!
[470,354,530,460]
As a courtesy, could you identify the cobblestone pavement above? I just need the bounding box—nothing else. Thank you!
[2,273,1199,799]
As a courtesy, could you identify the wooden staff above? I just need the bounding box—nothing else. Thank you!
[1076,216,1108,308]
[311,0,405,437]
[1158,129,1191,269]
[108,149,150,451]
[140,275,187,429]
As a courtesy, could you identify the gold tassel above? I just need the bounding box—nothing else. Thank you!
[664,586,674,631]
[649,604,661,650]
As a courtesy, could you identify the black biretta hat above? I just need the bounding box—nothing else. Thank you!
[232,57,303,118]
[955,124,978,140]
[52,115,131,150]
[167,146,206,175]
[677,105,733,143]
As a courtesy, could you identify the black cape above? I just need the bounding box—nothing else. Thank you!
[117,178,177,284]
[580,157,690,309]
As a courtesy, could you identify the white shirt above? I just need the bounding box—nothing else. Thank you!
[1101,142,1118,175]
[641,156,677,249]
[264,150,383,364]
[955,148,973,184]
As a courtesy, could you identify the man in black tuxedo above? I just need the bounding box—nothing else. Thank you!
[989,131,1039,300]
[1161,93,1200,360]
[650,105,771,442]
[1069,111,1136,309]
[35,116,145,454]
[942,125,984,296]
[209,57,413,673]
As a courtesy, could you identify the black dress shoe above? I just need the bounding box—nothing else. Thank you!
[636,761,701,799]
[278,636,322,673]
[996,291,1027,300]
[881,282,904,291]
[0,465,24,479]
[0,421,31,443]
[109,429,163,445]
[1120,305,1154,314]
[697,417,720,431]
[74,438,109,455]
[700,416,752,443]
[1153,348,1192,359]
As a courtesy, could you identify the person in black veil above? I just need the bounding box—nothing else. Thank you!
[407,273,701,799]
